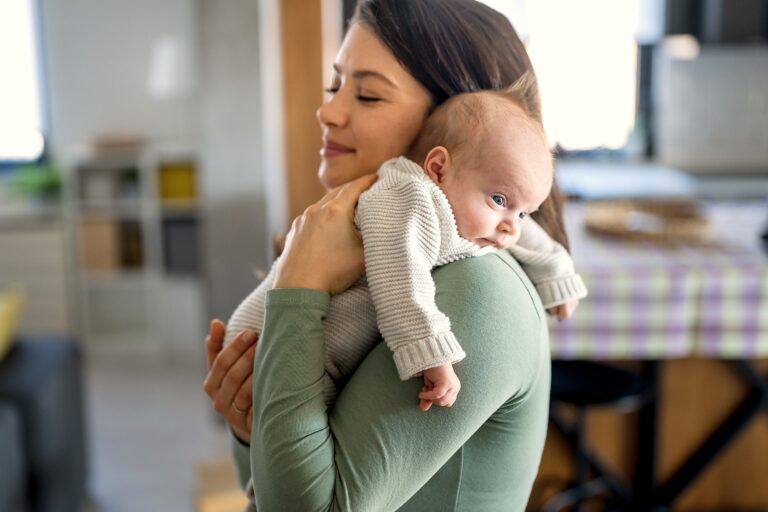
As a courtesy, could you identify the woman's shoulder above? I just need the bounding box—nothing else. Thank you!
[434,249,545,322]
[433,250,549,396]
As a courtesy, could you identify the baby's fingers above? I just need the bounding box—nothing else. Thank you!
[418,381,453,401]
[432,390,458,408]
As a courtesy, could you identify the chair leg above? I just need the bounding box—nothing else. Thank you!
[545,407,634,511]
[542,478,607,512]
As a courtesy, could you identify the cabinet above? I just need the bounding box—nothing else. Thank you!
[0,219,72,336]
[66,144,206,359]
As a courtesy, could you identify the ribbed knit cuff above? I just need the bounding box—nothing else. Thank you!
[392,331,466,380]
[536,274,588,309]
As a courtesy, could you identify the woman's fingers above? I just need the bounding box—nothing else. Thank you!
[203,329,256,400]
[210,343,257,415]
[205,319,226,371]
[232,374,253,414]
[335,174,378,210]
[317,173,377,209]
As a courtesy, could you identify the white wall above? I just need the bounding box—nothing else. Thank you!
[40,0,200,168]
[198,0,278,320]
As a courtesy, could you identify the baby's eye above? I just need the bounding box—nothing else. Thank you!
[491,194,506,208]
[518,211,528,220]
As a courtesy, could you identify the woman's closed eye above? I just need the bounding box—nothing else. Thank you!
[323,85,381,103]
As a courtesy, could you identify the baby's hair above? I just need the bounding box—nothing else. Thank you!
[407,72,549,166]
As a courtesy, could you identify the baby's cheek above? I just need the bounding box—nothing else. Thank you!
[505,232,522,248]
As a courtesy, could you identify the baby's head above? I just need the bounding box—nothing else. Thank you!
[408,79,554,249]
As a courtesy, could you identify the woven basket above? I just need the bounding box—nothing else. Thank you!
[584,200,712,245]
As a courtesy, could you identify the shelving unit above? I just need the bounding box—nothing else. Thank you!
[66,143,206,359]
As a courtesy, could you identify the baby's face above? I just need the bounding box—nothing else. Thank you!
[437,116,553,249]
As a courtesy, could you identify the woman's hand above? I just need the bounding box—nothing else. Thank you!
[203,319,257,444]
[274,174,378,294]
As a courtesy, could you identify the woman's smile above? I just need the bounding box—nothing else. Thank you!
[321,138,356,158]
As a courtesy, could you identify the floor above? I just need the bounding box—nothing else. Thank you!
[82,354,234,512]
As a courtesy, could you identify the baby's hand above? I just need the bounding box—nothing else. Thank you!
[547,300,579,320]
[418,364,461,411]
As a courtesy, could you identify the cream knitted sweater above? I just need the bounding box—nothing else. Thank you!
[225,157,586,402]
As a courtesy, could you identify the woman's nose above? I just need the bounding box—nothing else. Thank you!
[316,95,348,128]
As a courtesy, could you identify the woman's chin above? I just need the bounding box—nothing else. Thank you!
[319,159,373,189]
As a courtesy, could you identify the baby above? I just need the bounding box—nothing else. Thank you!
[226,82,587,411]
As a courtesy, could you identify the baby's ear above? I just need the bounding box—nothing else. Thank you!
[423,146,451,183]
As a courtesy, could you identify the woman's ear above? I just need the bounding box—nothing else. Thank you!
[422,146,452,184]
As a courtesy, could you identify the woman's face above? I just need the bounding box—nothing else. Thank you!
[316,23,433,190]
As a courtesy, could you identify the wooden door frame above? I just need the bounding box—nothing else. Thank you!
[280,0,342,224]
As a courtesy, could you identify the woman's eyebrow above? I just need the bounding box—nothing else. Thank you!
[332,64,397,88]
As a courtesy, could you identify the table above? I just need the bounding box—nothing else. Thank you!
[547,200,768,509]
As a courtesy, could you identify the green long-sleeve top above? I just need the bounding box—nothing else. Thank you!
[231,250,551,511]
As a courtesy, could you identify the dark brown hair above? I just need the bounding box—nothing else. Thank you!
[353,0,569,250]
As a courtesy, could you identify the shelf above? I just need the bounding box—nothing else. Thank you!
[68,144,206,358]
[76,199,144,219]
[160,198,200,218]
[81,269,151,286]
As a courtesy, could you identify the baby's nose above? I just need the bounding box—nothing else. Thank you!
[498,220,521,246]
[498,219,519,236]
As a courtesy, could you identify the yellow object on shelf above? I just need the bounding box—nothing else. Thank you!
[159,161,197,200]
[0,287,24,362]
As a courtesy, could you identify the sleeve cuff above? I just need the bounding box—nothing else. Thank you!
[392,331,466,380]
[229,429,252,490]
[536,273,588,309]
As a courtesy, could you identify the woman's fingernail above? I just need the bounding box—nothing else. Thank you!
[243,331,255,343]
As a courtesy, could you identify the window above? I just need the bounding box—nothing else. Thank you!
[0,0,46,163]
[479,0,643,152]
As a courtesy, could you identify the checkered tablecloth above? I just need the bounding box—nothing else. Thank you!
[549,201,768,359]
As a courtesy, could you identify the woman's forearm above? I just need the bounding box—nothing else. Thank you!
[250,289,337,509]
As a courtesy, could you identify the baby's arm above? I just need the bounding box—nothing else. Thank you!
[356,175,465,396]
[507,218,588,317]
[224,257,281,346]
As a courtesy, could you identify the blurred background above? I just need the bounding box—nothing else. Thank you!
[0,0,766,511]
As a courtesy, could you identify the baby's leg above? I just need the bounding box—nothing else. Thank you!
[224,260,279,346]
[322,278,380,406]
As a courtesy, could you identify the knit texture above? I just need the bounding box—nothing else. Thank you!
[507,218,588,308]
[225,156,587,401]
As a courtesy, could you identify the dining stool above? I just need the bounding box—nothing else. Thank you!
[542,361,656,512]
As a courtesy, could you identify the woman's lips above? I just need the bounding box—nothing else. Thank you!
[321,139,355,157]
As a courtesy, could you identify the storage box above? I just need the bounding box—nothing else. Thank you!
[79,218,120,272]
[158,162,197,200]
[162,217,200,274]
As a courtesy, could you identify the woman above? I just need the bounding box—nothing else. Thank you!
[203,1,567,508]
